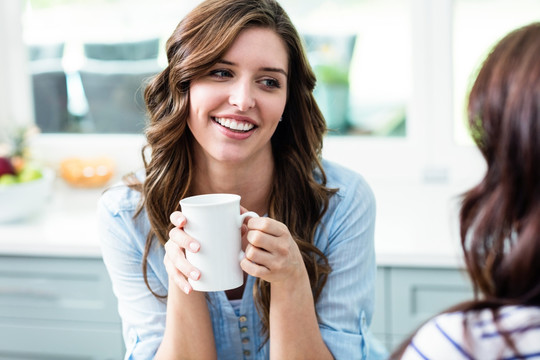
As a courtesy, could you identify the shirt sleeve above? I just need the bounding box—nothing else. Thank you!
[315,173,377,359]
[401,314,470,360]
[97,191,167,360]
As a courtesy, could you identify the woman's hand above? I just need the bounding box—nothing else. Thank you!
[156,212,217,359]
[241,216,332,359]
[240,217,306,285]
[164,211,201,294]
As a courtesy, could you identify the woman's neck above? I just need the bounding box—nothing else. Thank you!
[192,155,274,216]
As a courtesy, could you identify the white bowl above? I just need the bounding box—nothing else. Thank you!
[0,168,55,223]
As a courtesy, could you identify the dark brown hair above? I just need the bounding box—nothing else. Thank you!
[126,0,336,340]
[391,22,540,359]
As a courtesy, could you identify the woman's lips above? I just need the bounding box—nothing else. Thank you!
[212,117,256,132]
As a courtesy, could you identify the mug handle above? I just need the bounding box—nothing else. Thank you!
[237,211,259,261]
[237,211,259,227]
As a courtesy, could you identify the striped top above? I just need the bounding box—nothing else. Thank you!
[401,305,540,360]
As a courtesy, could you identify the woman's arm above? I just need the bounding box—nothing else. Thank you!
[241,218,333,360]
[155,212,217,359]
[269,264,333,359]
[314,172,376,359]
[154,284,216,359]
[240,166,377,360]
[99,189,217,359]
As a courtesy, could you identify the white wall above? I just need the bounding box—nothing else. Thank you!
[0,0,33,130]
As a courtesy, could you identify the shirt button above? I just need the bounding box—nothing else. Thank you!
[244,350,251,356]
[239,315,247,322]
[240,326,248,333]
[242,337,250,344]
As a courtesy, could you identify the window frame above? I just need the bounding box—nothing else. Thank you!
[1,0,485,187]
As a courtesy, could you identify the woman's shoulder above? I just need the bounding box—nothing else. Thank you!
[434,305,540,332]
[468,305,540,339]
[98,171,144,216]
[404,305,540,359]
[321,159,373,197]
[320,159,375,212]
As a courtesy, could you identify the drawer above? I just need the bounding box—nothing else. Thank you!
[389,267,473,336]
[0,319,123,359]
[0,256,120,324]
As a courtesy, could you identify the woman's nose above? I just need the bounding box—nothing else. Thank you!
[229,81,255,111]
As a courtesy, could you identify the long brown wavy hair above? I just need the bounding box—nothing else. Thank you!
[391,22,540,359]
[125,0,336,340]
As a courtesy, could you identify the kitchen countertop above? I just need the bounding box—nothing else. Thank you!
[0,179,104,258]
[0,175,468,268]
[371,178,468,268]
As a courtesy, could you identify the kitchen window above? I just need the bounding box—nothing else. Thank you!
[1,0,538,184]
[18,0,411,138]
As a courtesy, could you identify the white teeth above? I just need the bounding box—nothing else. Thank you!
[214,117,255,132]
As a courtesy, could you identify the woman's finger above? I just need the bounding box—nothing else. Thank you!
[247,217,288,239]
[163,254,193,294]
[164,240,201,281]
[244,242,272,266]
[240,256,270,279]
[170,211,186,227]
[243,217,304,283]
[168,225,200,253]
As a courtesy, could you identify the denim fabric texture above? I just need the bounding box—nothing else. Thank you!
[98,159,377,359]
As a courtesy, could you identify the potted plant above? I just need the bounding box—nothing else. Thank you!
[304,34,356,134]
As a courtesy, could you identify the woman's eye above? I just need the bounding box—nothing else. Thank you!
[209,69,233,79]
[261,78,281,89]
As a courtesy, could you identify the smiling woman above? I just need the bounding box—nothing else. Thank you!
[97,0,379,359]
[188,27,288,166]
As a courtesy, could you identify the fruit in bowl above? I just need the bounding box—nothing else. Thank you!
[59,156,115,188]
[0,156,15,175]
[0,156,54,223]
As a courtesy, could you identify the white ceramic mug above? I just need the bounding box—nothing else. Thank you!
[180,193,259,291]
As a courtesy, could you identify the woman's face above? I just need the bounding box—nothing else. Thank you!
[188,27,288,166]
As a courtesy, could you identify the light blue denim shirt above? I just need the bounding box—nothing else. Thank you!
[98,159,376,360]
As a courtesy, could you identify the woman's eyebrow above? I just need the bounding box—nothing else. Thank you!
[261,66,288,77]
[217,59,288,77]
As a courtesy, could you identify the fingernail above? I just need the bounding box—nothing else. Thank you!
[190,270,199,280]
[183,285,191,294]
[189,242,200,252]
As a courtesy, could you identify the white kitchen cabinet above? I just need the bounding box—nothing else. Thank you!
[0,255,475,359]
[0,254,474,359]
[0,255,124,360]
[371,265,474,353]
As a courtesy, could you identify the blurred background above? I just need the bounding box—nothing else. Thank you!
[0,0,538,358]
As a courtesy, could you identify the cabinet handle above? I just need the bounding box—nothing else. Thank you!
[0,287,59,301]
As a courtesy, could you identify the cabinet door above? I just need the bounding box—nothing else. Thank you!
[371,267,389,350]
[0,256,124,359]
[0,320,123,360]
[0,256,119,323]
[389,267,473,338]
